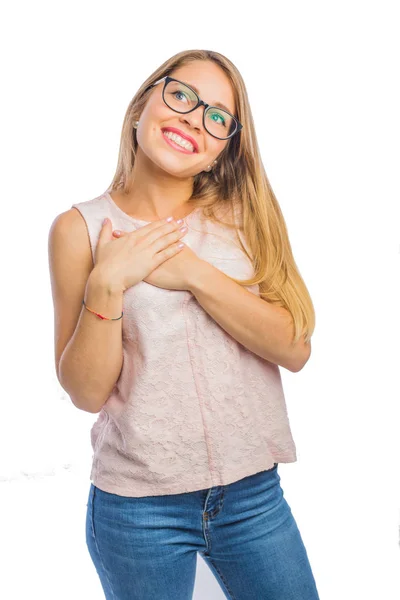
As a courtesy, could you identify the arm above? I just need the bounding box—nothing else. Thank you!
[188,261,311,372]
[49,209,124,414]
[59,271,124,412]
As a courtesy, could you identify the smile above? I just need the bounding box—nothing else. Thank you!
[162,130,196,154]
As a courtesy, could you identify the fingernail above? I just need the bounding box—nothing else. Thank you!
[165,216,174,222]
[103,218,108,225]
[114,230,121,235]
[176,219,184,224]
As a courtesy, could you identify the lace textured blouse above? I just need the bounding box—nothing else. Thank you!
[70,191,297,498]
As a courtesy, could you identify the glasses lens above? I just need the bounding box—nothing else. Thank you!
[164,79,198,112]
[164,80,237,139]
[204,106,237,139]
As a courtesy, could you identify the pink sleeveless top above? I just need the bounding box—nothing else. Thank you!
[71,191,297,497]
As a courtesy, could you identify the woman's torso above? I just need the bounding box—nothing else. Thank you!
[70,191,297,497]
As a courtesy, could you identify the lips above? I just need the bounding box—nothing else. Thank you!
[161,127,199,153]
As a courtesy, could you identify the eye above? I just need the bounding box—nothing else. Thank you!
[172,90,189,103]
[207,111,227,128]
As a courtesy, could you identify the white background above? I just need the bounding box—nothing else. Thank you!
[1,1,399,598]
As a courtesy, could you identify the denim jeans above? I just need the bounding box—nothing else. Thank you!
[86,464,320,599]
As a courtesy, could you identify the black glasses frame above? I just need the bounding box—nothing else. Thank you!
[145,76,243,141]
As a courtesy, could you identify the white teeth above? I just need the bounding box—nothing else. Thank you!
[163,130,195,152]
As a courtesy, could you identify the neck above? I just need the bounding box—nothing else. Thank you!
[120,147,196,221]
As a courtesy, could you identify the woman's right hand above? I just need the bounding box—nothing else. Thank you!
[93,217,188,292]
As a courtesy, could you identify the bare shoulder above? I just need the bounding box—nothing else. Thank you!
[49,207,93,261]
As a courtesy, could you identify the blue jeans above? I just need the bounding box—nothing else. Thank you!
[86,464,320,599]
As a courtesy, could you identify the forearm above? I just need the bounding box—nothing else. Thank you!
[188,261,310,372]
[59,269,124,413]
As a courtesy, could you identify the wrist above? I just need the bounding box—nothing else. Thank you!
[187,260,213,294]
[88,267,124,296]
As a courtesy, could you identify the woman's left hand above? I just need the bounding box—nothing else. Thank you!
[111,227,203,291]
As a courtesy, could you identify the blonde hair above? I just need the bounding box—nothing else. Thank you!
[107,49,315,345]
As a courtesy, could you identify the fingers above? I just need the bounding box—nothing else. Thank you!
[113,218,176,238]
[112,221,187,244]
[153,240,186,267]
[145,221,183,245]
[149,223,188,255]
[138,218,181,236]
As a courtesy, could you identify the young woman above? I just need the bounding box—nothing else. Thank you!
[49,49,319,599]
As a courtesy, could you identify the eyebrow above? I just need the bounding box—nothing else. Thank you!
[184,80,234,116]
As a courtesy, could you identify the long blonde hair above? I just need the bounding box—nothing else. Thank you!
[107,49,315,345]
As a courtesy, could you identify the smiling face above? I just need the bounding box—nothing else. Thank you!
[135,60,236,177]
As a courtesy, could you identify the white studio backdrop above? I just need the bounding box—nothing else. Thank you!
[1,1,399,598]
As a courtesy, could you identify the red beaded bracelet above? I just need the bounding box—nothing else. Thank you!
[82,299,123,321]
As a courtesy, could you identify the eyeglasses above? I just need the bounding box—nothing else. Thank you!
[145,76,243,141]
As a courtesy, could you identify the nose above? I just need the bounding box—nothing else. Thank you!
[179,105,203,132]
